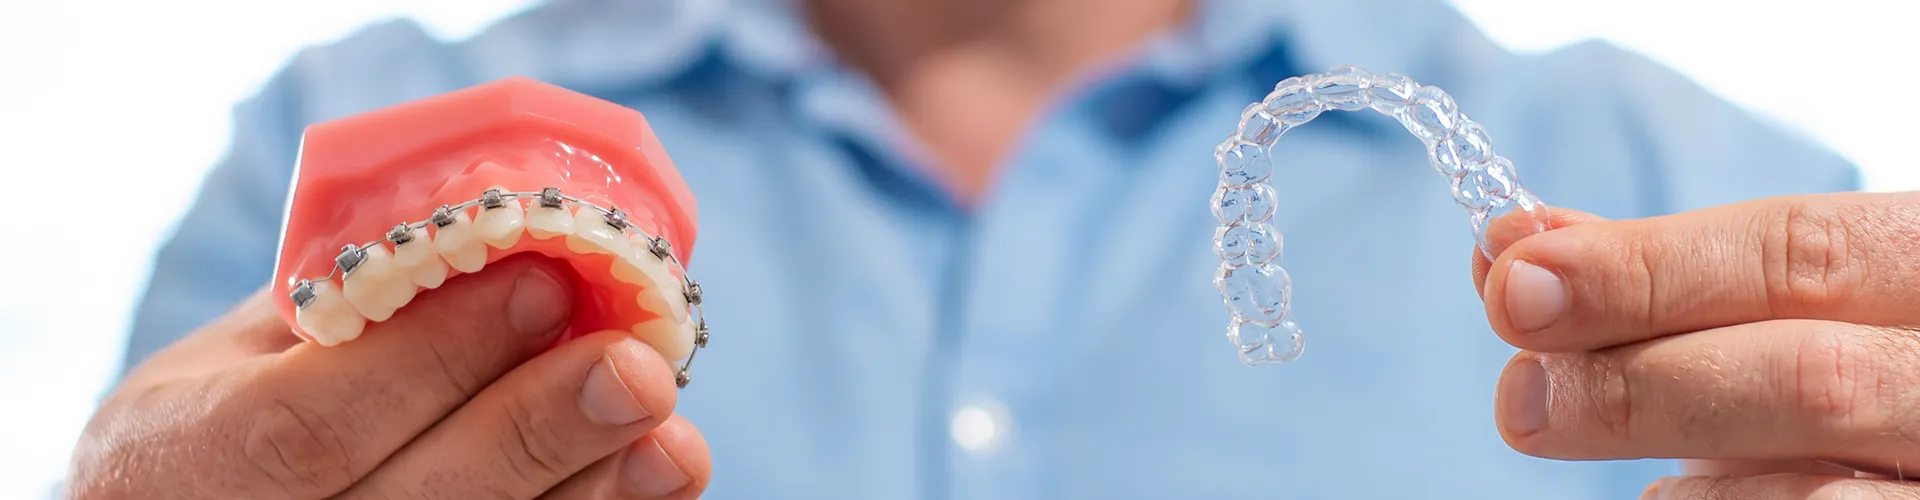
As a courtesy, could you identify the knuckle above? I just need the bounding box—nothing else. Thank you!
[500,399,574,483]
[1619,232,1662,333]
[242,397,359,495]
[1761,199,1865,313]
[1872,328,1920,446]
[1786,329,1879,427]
[1783,326,1920,447]
[1579,352,1636,440]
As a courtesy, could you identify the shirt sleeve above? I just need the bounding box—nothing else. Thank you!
[118,68,306,377]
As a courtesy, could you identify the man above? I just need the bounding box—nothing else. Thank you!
[74,0,1897,498]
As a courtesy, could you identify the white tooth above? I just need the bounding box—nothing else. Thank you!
[676,316,700,358]
[659,273,690,324]
[391,226,448,289]
[474,192,526,249]
[610,234,652,284]
[632,318,695,362]
[525,203,574,240]
[566,208,630,255]
[613,233,696,360]
[433,209,488,273]
[296,279,367,346]
[614,238,689,324]
[341,244,417,322]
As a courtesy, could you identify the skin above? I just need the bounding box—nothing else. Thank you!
[69,255,711,499]
[1476,192,1920,498]
[803,0,1189,202]
[93,1,1901,497]
[69,1,1187,498]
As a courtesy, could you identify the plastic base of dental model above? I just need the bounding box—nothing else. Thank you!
[1212,66,1553,366]
[291,187,711,388]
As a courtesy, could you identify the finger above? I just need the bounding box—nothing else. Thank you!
[1496,319,1920,470]
[538,415,713,500]
[1485,191,1920,352]
[1650,473,1918,500]
[339,331,681,499]
[210,255,575,497]
[1681,459,1859,478]
[1471,207,1610,294]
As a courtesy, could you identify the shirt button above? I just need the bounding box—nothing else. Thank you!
[950,400,1011,453]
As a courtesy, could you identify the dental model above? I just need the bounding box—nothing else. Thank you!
[270,77,710,387]
[1213,66,1550,366]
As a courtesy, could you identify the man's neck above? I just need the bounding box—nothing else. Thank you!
[804,0,1190,203]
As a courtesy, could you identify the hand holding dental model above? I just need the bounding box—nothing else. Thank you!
[68,79,712,499]
[1232,66,1920,497]
[272,78,710,386]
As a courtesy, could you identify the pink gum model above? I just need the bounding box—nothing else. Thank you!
[271,77,705,368]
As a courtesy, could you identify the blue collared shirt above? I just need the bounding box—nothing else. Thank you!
[123,0,1859,498]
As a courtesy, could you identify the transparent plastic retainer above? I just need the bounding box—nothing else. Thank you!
[1213,66,1551,366]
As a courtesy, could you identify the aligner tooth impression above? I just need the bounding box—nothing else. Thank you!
[271,77,708,375]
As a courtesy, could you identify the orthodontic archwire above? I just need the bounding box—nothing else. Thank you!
[289,187,711,388]
[1212,66,1553,367]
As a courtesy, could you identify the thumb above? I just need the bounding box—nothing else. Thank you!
[1472,207,1609,295]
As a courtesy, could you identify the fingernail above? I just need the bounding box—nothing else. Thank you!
[1640,480,1661,500]
[623,439,691,496]
[580,355,649,426]
[1505,261,1566,333]
[1500,358,1551,436]
[508,267,568,335]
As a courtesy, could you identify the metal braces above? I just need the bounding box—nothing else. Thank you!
[290,187,711,388]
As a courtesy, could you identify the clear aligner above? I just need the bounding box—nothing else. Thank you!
[1213,66,1551,366]
[289,188,712,388]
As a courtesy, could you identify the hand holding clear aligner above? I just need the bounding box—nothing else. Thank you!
[1213,66,1552,366]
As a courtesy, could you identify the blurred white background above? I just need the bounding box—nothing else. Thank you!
[0,0,1912,497]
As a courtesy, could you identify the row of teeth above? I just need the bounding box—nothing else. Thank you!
[290,187,709,387]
